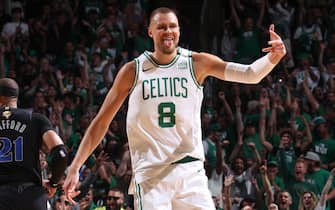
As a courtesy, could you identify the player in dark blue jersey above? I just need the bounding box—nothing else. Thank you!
[0,78,68,210]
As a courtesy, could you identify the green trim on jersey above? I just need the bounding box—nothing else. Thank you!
[188,50,202,89]
[130,59,140,94]
[136,183,143,210]
[144,48,181,68]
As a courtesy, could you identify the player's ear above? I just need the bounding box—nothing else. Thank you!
[148,32,153,38]
[148,27,153,38]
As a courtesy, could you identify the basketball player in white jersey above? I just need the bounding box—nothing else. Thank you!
[63,7,286,210]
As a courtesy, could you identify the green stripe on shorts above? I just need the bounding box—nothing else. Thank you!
[136,183,143,210]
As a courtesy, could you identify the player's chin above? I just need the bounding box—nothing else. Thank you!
[162,47,177,55]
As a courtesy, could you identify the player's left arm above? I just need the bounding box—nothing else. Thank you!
[37,114,68,197]
[43,130,68,197]
[194,24,286,85]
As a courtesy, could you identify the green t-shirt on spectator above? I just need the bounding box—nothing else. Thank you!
[277,147,297,184]
[288,179,318,210]
[313,138,335,165]
[242,133,262,160]
[204,138,217,169]
[235,27,262,64]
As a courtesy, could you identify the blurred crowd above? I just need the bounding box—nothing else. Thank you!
[1,0,335,210]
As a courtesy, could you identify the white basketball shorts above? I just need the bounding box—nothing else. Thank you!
[133,160,215,210]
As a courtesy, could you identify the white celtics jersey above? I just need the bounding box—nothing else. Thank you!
[127,47,205,183]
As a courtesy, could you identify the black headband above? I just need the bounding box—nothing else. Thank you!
[0,86,19,97]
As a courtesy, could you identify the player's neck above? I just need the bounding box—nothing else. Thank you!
[151,50,177,65]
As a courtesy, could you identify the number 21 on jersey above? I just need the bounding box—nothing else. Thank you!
[0,136,23,162]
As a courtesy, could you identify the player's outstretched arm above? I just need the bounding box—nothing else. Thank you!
[63,61,136,203]
[194,24,286,85]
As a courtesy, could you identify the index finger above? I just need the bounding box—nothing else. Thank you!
[65,191,81,204]
[270,29,281,37]
[269,29,282,40]
[63,179,76,196]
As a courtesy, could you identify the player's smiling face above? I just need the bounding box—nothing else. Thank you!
[148,12,180,55]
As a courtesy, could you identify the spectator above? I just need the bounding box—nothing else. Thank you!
[203,124,227,203]
[259,162,275,209]
[95,187,125,210]
[230,0,265,63]
[46,10,72,56]
[304,151,335,209]
[264,161,285,200]
[124,22,152,58]
[323,90,335,131]
[319,43,335,91]
[267,0,295,68]
[311,116,335,170]
[268,203,279,210]
[228,152,261,210]
[298,191,319,210]
[220,19,237,61]
[52,191,73,210]
[199,0,224,54]
[293,9,323,61]
[287,158,317,210]
[32,90,50,115]
[1,2,29,38]
[29,17,48,55]
[272,129,299,184]
[239,197,257,210]
[276,190,292,210]
[291,53,320,91]
[298,167,335,210]
[78,187,98,210]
